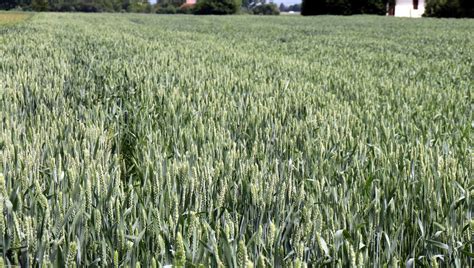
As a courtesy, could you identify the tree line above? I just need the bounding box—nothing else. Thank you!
[301,0,473,17]
[0,0,153,13]
[302,0,389,16]
[424,0,473,17]
[0,0,258,15]
[1,0,472,17]
[0,0,246,14]
[279,3,301,13]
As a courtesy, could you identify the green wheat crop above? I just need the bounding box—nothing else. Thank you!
[0,13,473,267]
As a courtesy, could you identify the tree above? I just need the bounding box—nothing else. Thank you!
[424,0,474,18]
[157,0,185,7]
[242,0,265,9]
[279,3,286,12]
[31,0,48,11]
[252,3,279,15]
[290,4,301,12]
[48,0,65,11]
[126,0,152,13]
[353,0,386,15]
[301,0,387,16]
[302,0,328,15]
[459,0,474,17]
[194,0,242,15]
[325,0,352,15]
[0,0,19,10]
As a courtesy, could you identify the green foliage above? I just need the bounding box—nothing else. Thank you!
[159,0,186,6]
[0,13,472,267]
[126,0,152,13]
[193,0,241,15]
[424,0,474,18]
[0,0,19,10]
[0,13,31,25]
[155,1,194,15]
[155,4,177,14]
[0,0,153,13]
[31,0,48,11]
[302,0,322,15]
[252,3,280,15]
[242,0,265,9]
[302,0,387,15]
[352,0,387,14]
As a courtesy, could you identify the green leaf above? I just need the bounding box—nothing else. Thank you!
[426,239,449,250]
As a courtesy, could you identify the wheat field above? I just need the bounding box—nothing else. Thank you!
[0,13,473,267]
[0,12,30,25]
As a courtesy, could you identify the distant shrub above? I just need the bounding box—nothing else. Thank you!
[252,3,280,15]
[193,0,241,15]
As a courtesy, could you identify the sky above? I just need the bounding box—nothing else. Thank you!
[149,1,302,5]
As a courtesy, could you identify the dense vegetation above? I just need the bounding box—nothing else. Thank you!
[0,12,31,25]
[0,0,153,13]
[424,0,474,18]
[251,3,279,15]
[194,0,242,15]
[0,0,245,15]
[301,0,474,17]
[0,13,473,267]
[302,0,388,16]
[2,0,474,17]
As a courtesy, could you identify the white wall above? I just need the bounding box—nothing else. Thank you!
[395,0,425,17]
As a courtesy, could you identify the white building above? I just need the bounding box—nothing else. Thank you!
[388,0,425,18]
